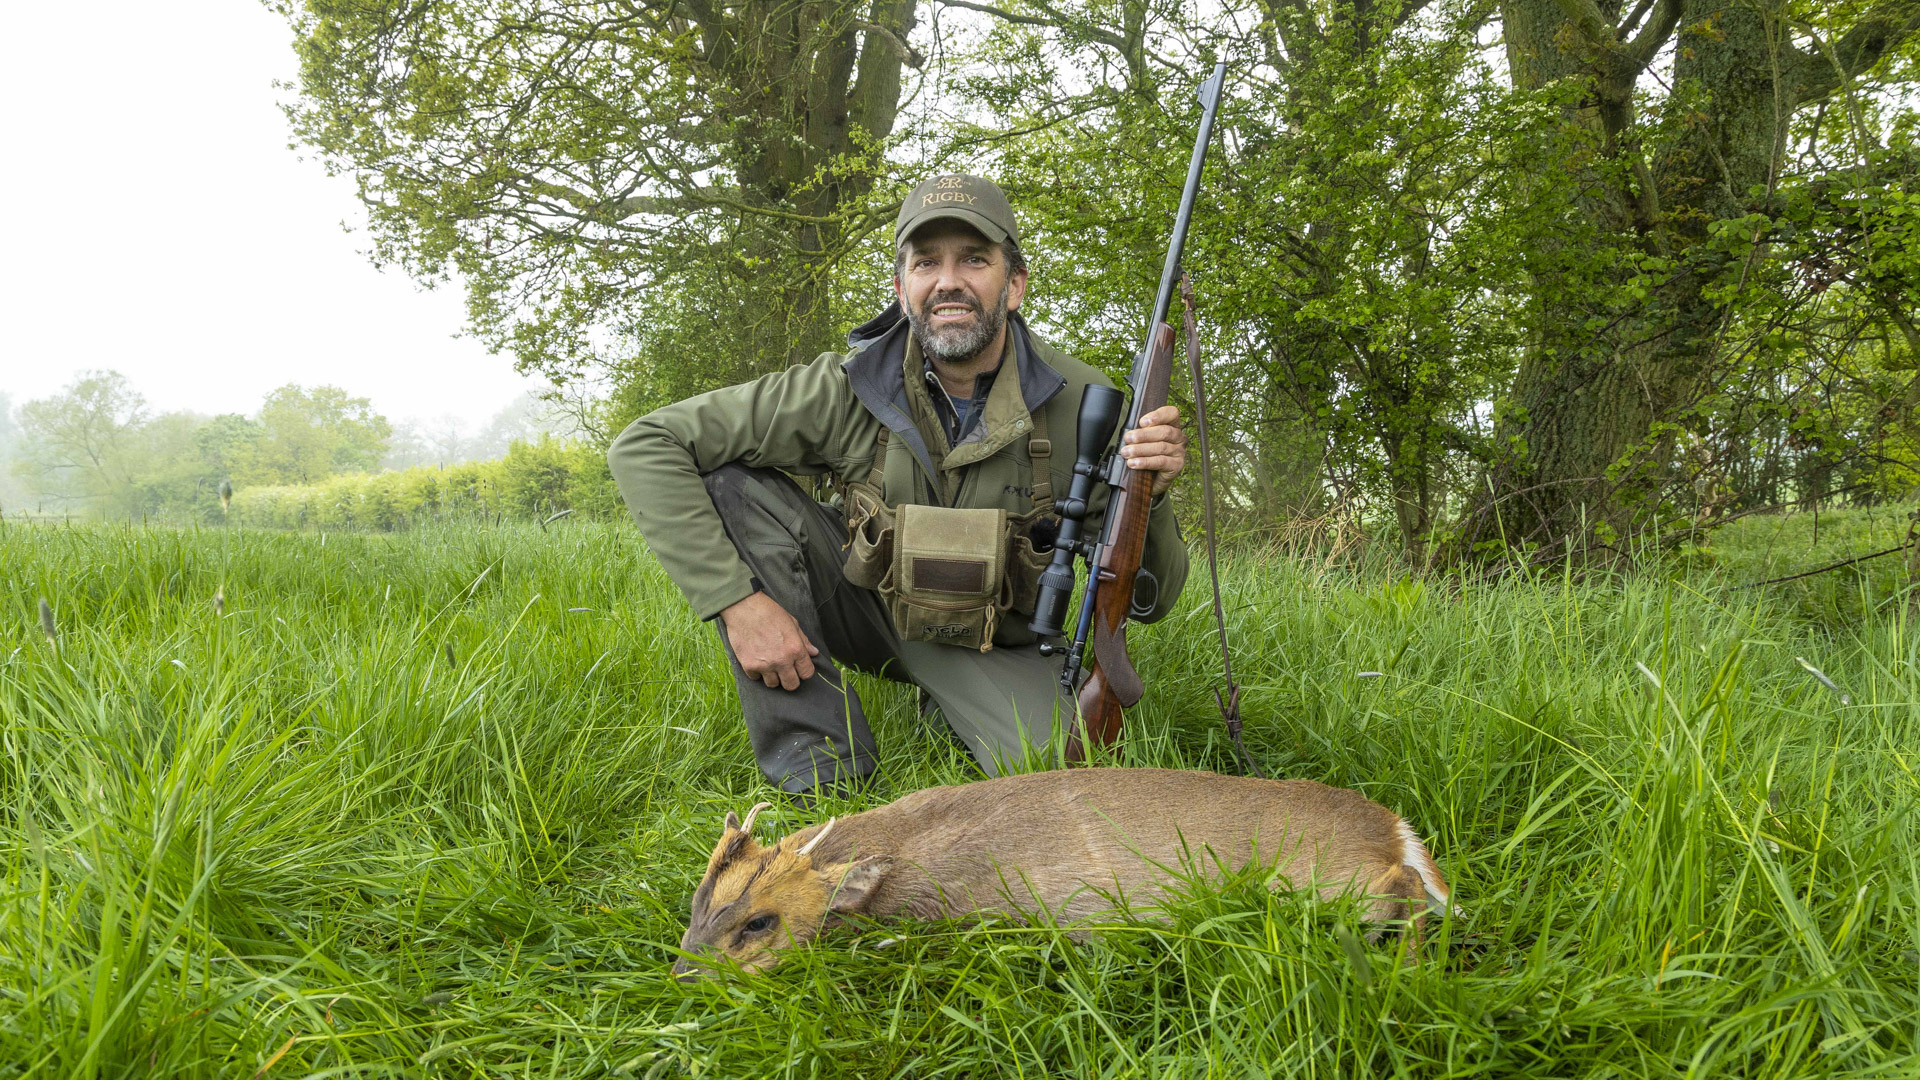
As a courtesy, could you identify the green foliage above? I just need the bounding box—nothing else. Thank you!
[190,413,262,483]
[946,0,1576,553]
[263,0,1920,556]
[1677,145,1920,514]
[273,0,924,398]
[0,392,25,513]
[230,437,618,530]
[9,369,152,512]
[244,383,392,485]
[1,518,1916,1075]
[5,373,399,522]
[1701,503,1919,623]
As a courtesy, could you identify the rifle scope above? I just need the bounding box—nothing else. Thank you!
[1028,383,1125,639]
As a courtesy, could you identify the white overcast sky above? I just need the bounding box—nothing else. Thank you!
[0,2,548,428]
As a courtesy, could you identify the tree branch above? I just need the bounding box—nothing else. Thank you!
[517,176,736,222]
[934,0,1131,57]
[1546,0,1681,79]
[1795,1,1920,102]
[1546,0,1618,52]
[1268,0,1322,71]
[1617,0,1658,38]
[609,189,736,217]
[1622,0,1682,68]
[850,0,917,141]
[856,20,925,68]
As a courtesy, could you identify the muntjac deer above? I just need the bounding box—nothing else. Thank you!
[674,768,1452,979]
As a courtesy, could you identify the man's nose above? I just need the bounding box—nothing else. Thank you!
[931,259,969,295]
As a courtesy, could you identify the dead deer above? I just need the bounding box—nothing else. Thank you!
[673,767,1453,979]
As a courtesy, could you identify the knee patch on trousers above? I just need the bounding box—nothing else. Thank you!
[702,461,776,509]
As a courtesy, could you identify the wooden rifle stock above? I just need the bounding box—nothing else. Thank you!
[1070,321,1176,759]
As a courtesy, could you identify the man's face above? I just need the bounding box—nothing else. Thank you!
[895,220,1028,364]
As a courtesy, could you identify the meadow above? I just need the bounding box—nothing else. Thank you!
[1,511,1915,1078]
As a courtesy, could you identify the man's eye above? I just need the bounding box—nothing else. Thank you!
[742,914,778,934]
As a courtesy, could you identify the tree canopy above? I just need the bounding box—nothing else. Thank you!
[269,0,1920,557]
[251,384,393,484]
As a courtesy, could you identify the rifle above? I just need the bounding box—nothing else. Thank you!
[1030,61,1228,762]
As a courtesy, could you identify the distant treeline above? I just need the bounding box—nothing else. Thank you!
[230,437,620,530]
[4,374,391,520]
[1,367,583,522]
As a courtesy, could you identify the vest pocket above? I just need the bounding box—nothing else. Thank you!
[841,486,894,590]
[1003,509,1057,619]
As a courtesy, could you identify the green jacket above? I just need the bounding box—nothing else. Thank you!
[607,305,1189,644]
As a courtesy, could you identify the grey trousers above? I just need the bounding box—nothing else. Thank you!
[702,463,1072,792]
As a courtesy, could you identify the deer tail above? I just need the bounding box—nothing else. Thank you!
[1395,819,1459,919]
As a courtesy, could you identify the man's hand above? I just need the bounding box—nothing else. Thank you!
[718,591,819,691]
[1120,404,1187,497]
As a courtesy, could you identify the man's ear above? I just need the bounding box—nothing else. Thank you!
[826,855,892,915]
[1006,267,1028,313]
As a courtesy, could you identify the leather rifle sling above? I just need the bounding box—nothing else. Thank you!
[1181,273,1264,778]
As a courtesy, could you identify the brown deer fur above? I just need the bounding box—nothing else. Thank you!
[673,767,1452,979]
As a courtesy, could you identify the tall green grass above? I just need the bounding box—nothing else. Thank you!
[1,518,1914,1077]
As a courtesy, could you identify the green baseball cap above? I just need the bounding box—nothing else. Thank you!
[894,174,1021,247]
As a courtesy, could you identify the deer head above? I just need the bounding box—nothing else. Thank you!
[673,804,890,980]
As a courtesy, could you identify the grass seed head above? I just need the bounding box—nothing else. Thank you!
[213,587,225,616]
[38,598,56,644]
[1793,656,1851,704]
[219,479,233,513]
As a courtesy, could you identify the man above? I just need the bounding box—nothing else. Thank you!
[608,174,1189,797]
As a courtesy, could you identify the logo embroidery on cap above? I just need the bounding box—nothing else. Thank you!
[921,192,980,207]
[935,175,967,190]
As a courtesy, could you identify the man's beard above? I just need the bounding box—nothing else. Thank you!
[907,283,1010,364]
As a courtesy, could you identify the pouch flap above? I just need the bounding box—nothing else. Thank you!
[895,504,1007,599]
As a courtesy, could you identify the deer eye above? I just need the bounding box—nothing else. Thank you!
[742,914,778,935]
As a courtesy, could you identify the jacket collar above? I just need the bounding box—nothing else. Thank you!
[843,301,1067,490]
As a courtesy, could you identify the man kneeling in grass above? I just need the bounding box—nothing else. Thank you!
[607,175,1189,800]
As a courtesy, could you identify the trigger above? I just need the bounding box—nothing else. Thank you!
[1129,568,1159,618]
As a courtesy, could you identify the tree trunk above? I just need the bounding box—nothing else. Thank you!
[1475,0,1850,554]
[1908,508,1920,620]
[722,0,919,369]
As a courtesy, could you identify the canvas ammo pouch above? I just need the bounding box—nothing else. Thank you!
[889,503,1008,650]
[840,414,1057,652]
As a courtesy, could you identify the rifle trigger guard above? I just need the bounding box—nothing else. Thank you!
[1129,568,1159,619]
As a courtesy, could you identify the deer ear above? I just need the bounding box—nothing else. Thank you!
[705,828,753,876]
[826,856,892,915]
[724,810,741,832]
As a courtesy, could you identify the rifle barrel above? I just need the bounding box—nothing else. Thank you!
[1132,61,1227,423]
